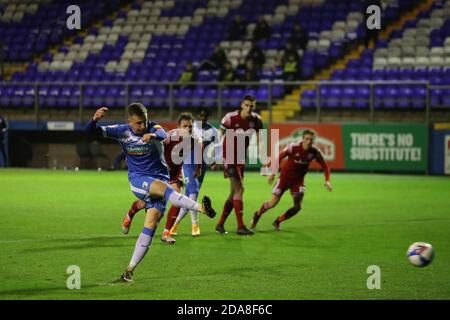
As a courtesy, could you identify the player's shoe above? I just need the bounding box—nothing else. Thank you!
[161,231,176,244]
[201,196,216,218]
[122,214,132,235]
[215,224,228,234]
[237,226,254,236]
[250,212,261,230]
[169,224,179,236]
[120,270,133,282]
[192,224,200,236]
[273,219,280,231]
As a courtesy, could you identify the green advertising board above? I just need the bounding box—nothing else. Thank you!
[342,124,428,172]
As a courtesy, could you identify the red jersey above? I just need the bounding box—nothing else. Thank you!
[163,129,202,180]
[220,110,263,165]
[277,141,330,182]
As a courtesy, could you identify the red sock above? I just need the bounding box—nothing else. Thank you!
[233,199,244,229]
[217,199,233,226]
[257,201,270,217]
[128,200,141,219]
[165,206,180,230]
[277,207,299,223]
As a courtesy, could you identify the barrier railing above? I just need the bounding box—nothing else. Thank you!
[0,81,448,124]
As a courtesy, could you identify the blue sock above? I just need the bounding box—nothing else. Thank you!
[164,187,175,200]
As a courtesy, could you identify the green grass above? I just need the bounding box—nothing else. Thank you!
[0,168,449,300]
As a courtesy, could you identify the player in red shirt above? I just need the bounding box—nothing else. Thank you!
[250,129,332,231]
[216,94,264,236]
[121,113,203,244]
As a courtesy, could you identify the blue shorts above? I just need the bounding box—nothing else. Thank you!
[129,175,167,214]
[183,164,199,196]
[183,163,208,196]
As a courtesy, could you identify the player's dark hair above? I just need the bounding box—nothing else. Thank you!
[303,129,315,137]
[177,112,194,124]
[128,103,147,118]
[242,94,256,103]
[196,106,210,117]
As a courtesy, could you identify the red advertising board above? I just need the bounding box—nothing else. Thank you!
[269,123,345,170]
[160,122,178,131]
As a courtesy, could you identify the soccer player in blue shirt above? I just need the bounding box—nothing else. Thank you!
[170,107,220,236]
[86,104,216,282]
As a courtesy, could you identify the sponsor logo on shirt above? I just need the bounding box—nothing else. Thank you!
[127,145,150,155]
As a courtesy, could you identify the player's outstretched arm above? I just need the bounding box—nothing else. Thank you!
[266,147,288,179]
[315,151,332,192]
[93,107,109,121]
[86,107,109,137]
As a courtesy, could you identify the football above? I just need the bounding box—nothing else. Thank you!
[407,242,434,267]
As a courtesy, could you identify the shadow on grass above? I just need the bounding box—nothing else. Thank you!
[19,236,132,253]
[0,278,132,298]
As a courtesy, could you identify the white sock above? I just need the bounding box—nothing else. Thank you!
[129,227,154,270]
[175,208,188,225]
[189,194,199,225]
[175,194,198,225]
[166,189,202,212]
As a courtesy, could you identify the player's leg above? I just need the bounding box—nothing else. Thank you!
[149,179,216,218]
[189,166,205,236]
[170,178,187,236]
[197,163,208,187]
[189,193,200,236]
[186,169,201,236]
[122,199,146,234]
[250,194,281,229]
[173,193,199,236]
[121,205,163,282]
[172,166,201,236]
[226,166,253,236]
[273,186,305,231]
[251,177,286,229]
[162,181,182,244]
[230,175,249,235]
[125,176,157,235]
[215,179,234,234]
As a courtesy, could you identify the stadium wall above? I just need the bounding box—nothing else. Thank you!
[4,120,448,175]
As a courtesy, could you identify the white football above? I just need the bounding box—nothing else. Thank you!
[407,242,434,267]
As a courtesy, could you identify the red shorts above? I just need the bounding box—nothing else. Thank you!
[272,177,305,196]
[169,176,183,188]
[223,164,245,181]
[169,166,183,187]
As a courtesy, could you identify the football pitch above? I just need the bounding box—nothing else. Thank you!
[0,168,449,300]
